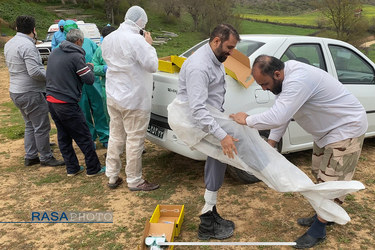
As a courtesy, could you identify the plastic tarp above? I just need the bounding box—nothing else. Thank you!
[167,98,365,225]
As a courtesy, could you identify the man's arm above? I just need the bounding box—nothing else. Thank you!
[92,47,106,77]
[76,55,95,85]
[51,34,58,50]
[23,44,46,82]
[132,35,158,73]
[186,68,237,158]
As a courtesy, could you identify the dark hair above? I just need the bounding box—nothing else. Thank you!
[101,26,116,38]
[16,15,35,34]
[252,55,285,77]
[209,24,240,43]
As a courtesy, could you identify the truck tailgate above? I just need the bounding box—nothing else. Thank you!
[151,71,180,118]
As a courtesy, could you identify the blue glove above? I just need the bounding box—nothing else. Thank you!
[103,65,108,73]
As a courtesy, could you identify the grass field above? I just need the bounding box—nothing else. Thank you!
[240,4,375,27]
[240,20,317,35]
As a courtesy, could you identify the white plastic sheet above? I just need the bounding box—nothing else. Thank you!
[168,98,365,225]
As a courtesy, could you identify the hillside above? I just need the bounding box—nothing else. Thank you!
[0,0,323,57]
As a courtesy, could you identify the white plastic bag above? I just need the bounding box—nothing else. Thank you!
[168,98,365,225]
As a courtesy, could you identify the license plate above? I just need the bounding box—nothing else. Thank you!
[147,124,165,139]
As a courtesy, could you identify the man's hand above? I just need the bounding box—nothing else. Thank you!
[221,135,238,159]
[267,139,278,148]
[144,31,153,45]
[229,112,248,125]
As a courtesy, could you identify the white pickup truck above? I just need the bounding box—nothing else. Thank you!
[36,21,101,63]
[147,35,375,183]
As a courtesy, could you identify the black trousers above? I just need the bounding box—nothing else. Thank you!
[48,102,101,175]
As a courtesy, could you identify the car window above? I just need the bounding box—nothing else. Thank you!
[328,45,375,84]
[181,40,208,58]
[281,44,327,71]
[45,32,55,42]
[236,40,265,56]
[181,40,265,58]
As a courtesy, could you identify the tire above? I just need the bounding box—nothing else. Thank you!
[226,165,261,184]
[226,130,281,184]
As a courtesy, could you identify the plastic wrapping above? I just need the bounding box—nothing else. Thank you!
[168,98,365,225]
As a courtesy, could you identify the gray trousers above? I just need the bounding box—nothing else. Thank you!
[10,91,52,161]
[204,156,227,191]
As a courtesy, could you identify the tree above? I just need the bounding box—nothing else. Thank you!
[183,0,202,31]
[61,0,78,4]
[200,0,234,35]
[159,0,181,18]
[105,0,120,25]
[315,0,363,40]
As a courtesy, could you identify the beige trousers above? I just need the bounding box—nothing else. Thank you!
[311,134,365,203]
[105,98,150,187]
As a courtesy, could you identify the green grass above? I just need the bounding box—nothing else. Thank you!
[0,102,24,140]
[34,173,64,186]
[239,4,375,27]
[0,0,59,38]
[240,10,324,27]
[365,44,375,62]
[240,20,318,35]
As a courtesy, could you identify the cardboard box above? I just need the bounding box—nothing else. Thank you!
[150,204,184,237]
[158,49,253,88]
[140,221,175,250]
[223,48,254,88]
[139,205,184,250]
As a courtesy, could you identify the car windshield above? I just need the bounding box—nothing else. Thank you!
[45,32,55,42]
[181,39,265,58]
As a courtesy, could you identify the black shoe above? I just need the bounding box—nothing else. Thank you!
[297,215,335,227]
[294,232,326,248]
[108,177,123,189]
[198,211,234,240]
[212,205,235,229]
[24,157,40,166]
[40,156,65,167]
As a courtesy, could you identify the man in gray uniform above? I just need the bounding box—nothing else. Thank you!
[4,15,64,167]
[176,24,240,240]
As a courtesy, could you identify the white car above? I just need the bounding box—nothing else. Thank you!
[147,35,375,183]
[36,21,101,63]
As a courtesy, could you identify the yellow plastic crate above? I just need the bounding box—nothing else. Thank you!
[158,56,180,73]
[150,204,184,237]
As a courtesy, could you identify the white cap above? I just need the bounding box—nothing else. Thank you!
[124,5,148,29]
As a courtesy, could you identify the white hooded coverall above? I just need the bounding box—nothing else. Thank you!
[102,6,158,186]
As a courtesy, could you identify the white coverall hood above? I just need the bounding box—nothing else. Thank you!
[124,5,148,29]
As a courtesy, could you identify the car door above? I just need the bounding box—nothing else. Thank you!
[323,42,375,137]
[272,39,328,151]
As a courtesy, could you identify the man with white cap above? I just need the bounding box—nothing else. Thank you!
[102,6,159,191]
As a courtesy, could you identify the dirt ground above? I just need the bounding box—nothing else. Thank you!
[0,46,374,249]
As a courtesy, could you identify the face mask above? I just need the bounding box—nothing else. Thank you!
[60,26,64,32]
[32,30,38,44]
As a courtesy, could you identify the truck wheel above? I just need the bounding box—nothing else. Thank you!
[226,130,281,184]
[226,165,261,184]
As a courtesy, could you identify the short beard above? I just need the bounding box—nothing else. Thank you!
[216,54,228,63]
[271,78,282,95]
[214,42,228,63]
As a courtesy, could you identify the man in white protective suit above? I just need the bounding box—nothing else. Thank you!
[176,24,241,240]
[230,55,368,248]
[102,6,159,191]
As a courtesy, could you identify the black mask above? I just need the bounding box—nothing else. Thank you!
[32,30,37,44]
[60,26,64,32]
